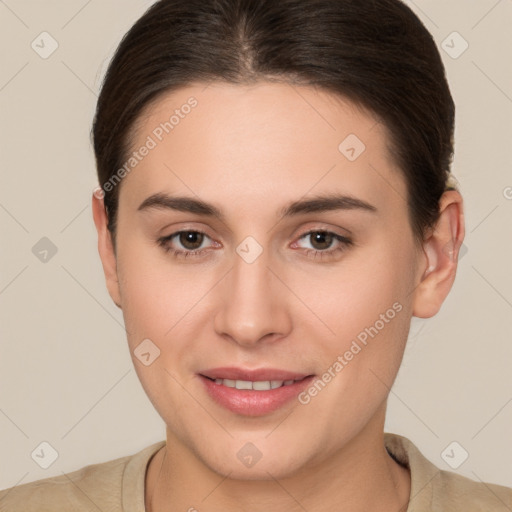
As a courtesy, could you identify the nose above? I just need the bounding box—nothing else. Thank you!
[213,249,292,348]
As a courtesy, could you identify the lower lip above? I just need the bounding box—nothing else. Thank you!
[198,375,315,416]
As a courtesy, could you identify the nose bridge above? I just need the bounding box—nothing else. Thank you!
[213,246,291,346]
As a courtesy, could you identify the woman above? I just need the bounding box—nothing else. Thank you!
[1,0,511,510]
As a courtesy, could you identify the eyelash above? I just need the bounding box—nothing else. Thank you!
[157,229,353,261]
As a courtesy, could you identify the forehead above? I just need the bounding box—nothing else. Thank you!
[120,81,407,220]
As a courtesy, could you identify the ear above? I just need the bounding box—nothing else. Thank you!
[91,189,122,309]
[412,189,465,319]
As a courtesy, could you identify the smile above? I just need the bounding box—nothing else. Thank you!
[199,373,315,416]
[206,377,305,391]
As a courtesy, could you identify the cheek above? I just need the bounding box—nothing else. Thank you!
[115,234,190,344]
[295,250,412,428]
[300,239,415,393]
[302,245,409,337]
[114,238,203,428]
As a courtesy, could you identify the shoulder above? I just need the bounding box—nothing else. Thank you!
[0,441,165,512]
[433,467,512,510]
[384,433,512,511]
[0,453,129,511]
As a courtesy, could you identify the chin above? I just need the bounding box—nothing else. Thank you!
[196,439,313,481]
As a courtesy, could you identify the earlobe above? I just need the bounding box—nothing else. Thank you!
[91,190,122,309]
[412,190,465,319]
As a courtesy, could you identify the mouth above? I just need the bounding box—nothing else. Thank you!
[198,367,315,416]
[201,375,309,391]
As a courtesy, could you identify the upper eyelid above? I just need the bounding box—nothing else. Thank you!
[161,219,351,237]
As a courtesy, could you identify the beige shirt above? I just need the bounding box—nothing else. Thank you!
[1,433,511,511]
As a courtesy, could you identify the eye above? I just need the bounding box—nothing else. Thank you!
[293,230,353,261]
[156,228,353,261]
[157,230,218,259]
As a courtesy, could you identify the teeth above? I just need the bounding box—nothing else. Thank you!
[212,378,300,390]
[235,380,253,390]
[253,381,272,390]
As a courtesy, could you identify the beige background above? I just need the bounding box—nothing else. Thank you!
[1,0,511,491]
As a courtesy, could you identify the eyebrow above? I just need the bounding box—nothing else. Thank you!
[137,192,378,221]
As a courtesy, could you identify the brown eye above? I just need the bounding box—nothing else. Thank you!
[178,231,205,250]
[308,231,335,250]
[293,229,353,262]
[157,229,217,259]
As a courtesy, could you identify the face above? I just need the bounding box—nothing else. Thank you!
[96,82,430,479]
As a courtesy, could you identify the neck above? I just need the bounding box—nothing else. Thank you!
[146,413,410,512]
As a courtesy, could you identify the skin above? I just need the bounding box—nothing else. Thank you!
[92,81,465,511]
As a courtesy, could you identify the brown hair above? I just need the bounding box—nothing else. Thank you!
[92,0,455,249]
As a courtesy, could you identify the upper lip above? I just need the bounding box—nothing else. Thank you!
[200,367,313,381]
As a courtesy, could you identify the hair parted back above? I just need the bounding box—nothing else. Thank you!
[92,0,456,248]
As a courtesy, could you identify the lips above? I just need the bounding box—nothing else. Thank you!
[198,367,316,416]
[199,366,311,382]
